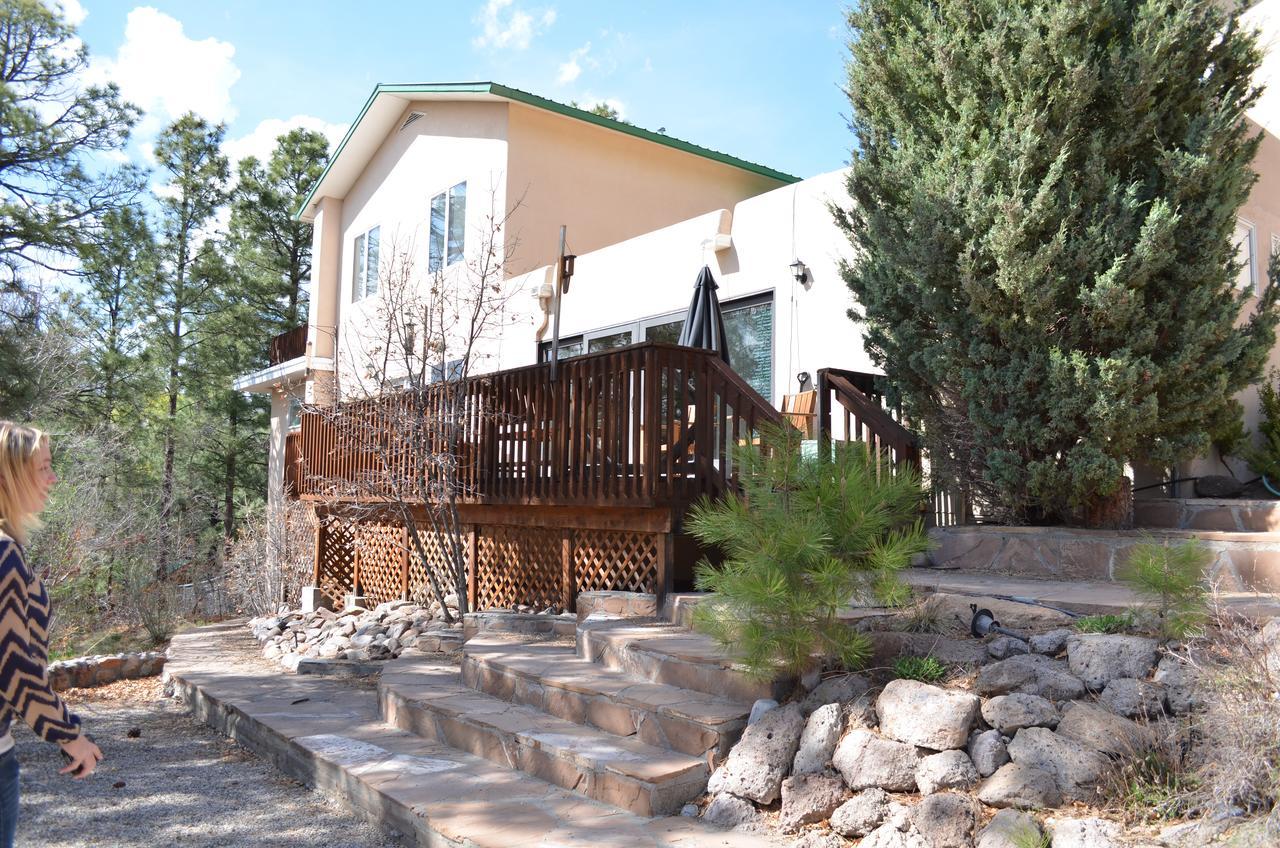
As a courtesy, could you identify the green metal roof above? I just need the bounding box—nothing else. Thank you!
[296,81,800,219]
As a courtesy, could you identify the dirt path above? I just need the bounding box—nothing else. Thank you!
[15,676,400,848]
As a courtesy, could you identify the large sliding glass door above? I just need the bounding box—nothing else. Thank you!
[539,292,774,399]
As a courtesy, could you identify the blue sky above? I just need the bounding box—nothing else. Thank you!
[67,0,854,180]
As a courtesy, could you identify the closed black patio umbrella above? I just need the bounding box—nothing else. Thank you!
[677,265,731,366]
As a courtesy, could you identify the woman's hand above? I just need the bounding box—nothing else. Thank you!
[58,735,103,779]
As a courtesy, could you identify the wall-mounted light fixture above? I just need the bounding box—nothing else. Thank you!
[790,258,810,289]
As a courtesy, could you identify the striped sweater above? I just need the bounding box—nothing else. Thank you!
[0,535,81,744]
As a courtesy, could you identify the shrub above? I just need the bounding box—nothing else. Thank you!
[840,0,1280,524]
[892,655,946,683]
[688,424,928,680]
[1243,377,1280,484]
[1118,538,1210,639]
[898,595,946,634]
[117,557,177,645]
[1074,614,1132,635]
[225,499,316,616]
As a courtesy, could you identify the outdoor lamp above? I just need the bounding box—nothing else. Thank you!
[790,258,810,288]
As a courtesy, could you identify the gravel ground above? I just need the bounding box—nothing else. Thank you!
[14,676,401,848]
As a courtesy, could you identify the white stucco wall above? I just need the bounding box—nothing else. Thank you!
[494,169,867,408]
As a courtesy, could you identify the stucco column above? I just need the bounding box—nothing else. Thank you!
[307,195,343,406]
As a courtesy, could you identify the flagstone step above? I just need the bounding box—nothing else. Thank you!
[379,654,711,817]
[575,617,794,703]
[461,634,751,759]
[166,625,783,847]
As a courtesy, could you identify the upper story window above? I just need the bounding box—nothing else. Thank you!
[1235,217,1256,293]
[352,225,381,300]
[429,182,466,273]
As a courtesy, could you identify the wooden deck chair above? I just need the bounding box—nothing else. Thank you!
[780,390,818,439]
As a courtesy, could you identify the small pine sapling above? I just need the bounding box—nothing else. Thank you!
[687,424,928,681]
[1244,377,1280,485]
[1117,538,1211,639]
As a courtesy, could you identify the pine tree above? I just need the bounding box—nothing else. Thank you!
[687,426,928,680]
[229,128,329,329]
[840,0,1280,523]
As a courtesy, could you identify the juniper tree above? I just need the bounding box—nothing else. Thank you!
[840,0,1280,523]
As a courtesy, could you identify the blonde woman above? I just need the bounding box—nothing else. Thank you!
[0,422,102,846]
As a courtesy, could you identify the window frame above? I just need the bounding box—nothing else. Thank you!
[351,224,381,301]
[1235,217,1257,294]
[429,180,467,273]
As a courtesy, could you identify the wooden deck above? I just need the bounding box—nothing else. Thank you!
[292,341,931,609]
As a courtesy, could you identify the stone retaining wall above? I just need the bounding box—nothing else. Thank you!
[574,590,657,622]
[48,651,167,691]
[929,526,1280,591]
[1134,498,1280,532]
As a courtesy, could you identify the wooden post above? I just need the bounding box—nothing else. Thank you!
[655,531,674,614]
[466,525,479,611]
[311,511,323,589]
[561,528,574,614]
[351,522,361,597]
[816,369,832,449]
[400,525,410,601]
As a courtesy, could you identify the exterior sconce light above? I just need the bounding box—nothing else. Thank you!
[790,258,810,289]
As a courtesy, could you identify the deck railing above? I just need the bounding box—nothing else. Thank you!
[816,367,965,526]
[268,325,308,366]
[297,341,782,509]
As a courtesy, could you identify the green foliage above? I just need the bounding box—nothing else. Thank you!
[1243,376,1280,483]
[688,425,928,680]
[1109,746,1196,823]
[892,655,946,683]
[840,0,1280,523]
[1009,826,1051,848]
[1118,538,1210,639]
[1074,614,1132,635]
[569,100,629,123]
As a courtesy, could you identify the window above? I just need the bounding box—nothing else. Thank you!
[352,225,380,300]
[429,358,465,383]
[429,181,467,273]
[1235,218,1256,292]
[287,398,302,430]
[535,293,774,398]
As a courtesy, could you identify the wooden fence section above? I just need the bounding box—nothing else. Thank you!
[815,366,965,526]
[313,507,669,609]
[297,342,782,509]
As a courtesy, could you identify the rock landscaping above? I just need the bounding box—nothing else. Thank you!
[696,626,1215,847]
[248,598,463,670]
[47,651,167,690]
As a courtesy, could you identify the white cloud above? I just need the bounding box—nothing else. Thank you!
[53,0,87,27]
[91,7,240,134]
[473,0,556,51]
[557,42,593,85]
[573,91,626,120]
[223,114,349,169]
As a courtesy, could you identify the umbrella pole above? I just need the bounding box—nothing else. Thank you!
[550,225,567,382]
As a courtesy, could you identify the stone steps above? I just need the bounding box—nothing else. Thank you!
[1134,497,1280,533]
[576,616,794,703]
[462,635,751,759]
[165,625,782,847]
[379,654,711,817]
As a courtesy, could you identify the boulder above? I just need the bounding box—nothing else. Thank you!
[1029,629,1074,656]
[988,636,1030,660]
[976,654,1086,701]
[844,695,878,731]
[876,679,980,750]
[702,793,762,830]
[800,672,871,715]
[915,750,979,794]
[1047,816,1124,848]
[748,698,779,725]
[981,693,1060,735]
[977,809,1046,848]
[706,702,804,804]
[859,816,931,848]
[833,729,922,792]
[779,773,848,833]
[911,793,978,848]
[793,702,842,774]
[1066,634,1158,690]
[830,788,890,838]
[977,762,1063,810]
[1152,655,1202,715]
[1099,677,1167,719]
[967,729,1010,777]
[1055,700,1151,758]
[1006,727,1110,803]
[1194,475,1243,498]
[790,832,849,848]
